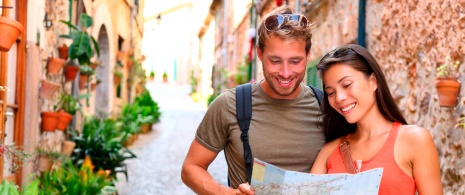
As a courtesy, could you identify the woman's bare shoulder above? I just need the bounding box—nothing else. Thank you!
[397,124,435,146]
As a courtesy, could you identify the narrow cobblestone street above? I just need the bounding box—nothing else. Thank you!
[115,82,228,194]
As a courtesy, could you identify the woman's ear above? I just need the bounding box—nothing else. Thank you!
[370,73,378,90]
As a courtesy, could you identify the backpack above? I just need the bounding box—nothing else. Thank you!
[233,83,323,185]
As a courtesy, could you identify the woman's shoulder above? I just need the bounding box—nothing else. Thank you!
[321,136,346,154]
[397,124,434,146]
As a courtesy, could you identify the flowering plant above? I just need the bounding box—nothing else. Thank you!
[0,142,33,173]
[437,56,460,79]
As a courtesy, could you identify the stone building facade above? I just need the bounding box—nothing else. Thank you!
[0,0,144,184]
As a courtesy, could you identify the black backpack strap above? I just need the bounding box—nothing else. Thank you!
[309,85,323,106]
[235,83,253,184]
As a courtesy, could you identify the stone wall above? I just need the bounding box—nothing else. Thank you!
[368,0,465,193]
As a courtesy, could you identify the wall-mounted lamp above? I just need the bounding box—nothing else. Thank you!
[43,13,52,30]
[156,14,161,25]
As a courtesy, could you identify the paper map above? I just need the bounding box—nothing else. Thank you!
[251,158,383,195]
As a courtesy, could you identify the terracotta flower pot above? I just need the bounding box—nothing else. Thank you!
[91,82,98,91]
[47,57,66,75]
[58,44,69,60]
[140,123,152,134]
[117,51,126,61]
[436,78,461,107]
[38,155,52,172]
[56,111,73,131]
[114,75,121,85]
[41,111,59,132]
[89,62,99,70]
[39,80,61,99]
[79,74,89,90]
[61,140,76,157]
[127,60,134,70]
[64,65,80,82]
[0,16,24,52]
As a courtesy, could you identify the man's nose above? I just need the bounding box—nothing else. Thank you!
[280,63,292,78]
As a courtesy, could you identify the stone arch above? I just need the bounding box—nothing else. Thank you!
[91,4,116,116]
[94,25,111,116]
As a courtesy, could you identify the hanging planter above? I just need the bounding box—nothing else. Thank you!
[64,65,80,82]
[39,80,61,99]
[61,140,76,157]
[56,111,73,131]
[140,123,152,134]
[58,44,69,60]
[79,74,89,90]
[41,111,59,132]
[435,56,461,107]
[47,57,66,75]
[436,78,461,107]
[0,16,24,52]
[38,155,52,172]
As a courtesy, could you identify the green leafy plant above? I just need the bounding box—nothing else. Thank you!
[162,71,168,80]
[59,13,100,65]
[149,71,155,78]
[71,117,136,180]
[437,56,460,79]
[54,93,81,115]
[79,64,94,75]
[0,178,39,195]
[0,142,34,173]
[38,158,116,195]
[114,70,123,79]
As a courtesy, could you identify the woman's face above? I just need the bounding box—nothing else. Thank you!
[322,63,378,124]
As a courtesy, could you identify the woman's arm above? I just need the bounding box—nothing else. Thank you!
[404,126,443,195]
[310,139,339,174]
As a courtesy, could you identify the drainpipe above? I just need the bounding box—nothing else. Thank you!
[223,0,228,69]
[295,0,300,13]
[357,0,366,47]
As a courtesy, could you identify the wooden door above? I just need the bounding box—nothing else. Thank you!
[0,0,27,184]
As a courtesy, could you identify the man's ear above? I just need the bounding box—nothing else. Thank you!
[257,45,263,61]
[306,48,311,61]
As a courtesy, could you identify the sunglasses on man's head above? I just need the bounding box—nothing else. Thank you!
[263,14,309,31]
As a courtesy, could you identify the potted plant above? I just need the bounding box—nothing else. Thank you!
[114,70,123,85]
[41,111,59,132]
[47,56,66,75]
[54,93,81,131]
[0,142,34,173]
[59,13,100,66]
[0,16,24,52]
[149,71,155,81]
[64,62,80,82]
[436,56,461,107]
[162,71,168,82]
[79,65,94,90]
[39,79,61,99]
[58,44,69,60]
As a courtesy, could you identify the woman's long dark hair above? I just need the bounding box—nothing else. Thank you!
[316,44,407,143]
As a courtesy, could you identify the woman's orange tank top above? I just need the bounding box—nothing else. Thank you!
[327,122,416,194]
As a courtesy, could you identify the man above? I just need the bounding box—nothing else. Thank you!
[181,6,325,194]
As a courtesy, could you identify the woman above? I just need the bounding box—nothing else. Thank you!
[310,44,443,194]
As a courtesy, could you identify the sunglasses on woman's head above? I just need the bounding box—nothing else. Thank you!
[333,46,353,58]
[264,14,309,31]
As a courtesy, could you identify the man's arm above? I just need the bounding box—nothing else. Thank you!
[181,139,235,194]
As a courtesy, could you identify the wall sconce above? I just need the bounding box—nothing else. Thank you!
[43,13,52,30]
[156,14,161,25]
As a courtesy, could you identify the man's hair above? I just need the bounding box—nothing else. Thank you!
[257,6,313,54]
[316,44,408,142]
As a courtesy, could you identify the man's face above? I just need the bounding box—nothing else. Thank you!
[258,35,310,100]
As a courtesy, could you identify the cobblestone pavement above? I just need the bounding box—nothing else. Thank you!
[115,82,228,195]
